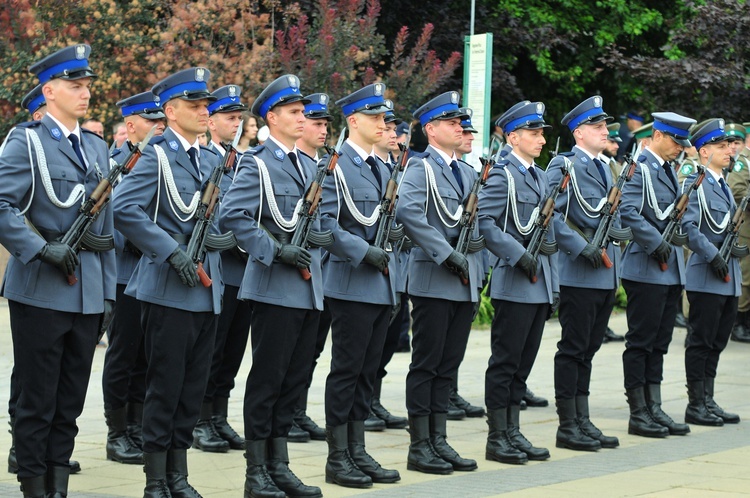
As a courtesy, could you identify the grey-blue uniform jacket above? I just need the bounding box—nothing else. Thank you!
[478,154,559,304]
[375,153,408,295]
[547,146,621,290]
[681,172,741,296]
[0,115,115,314]
[219,139,324,311]
[113,128,223,314]
[395,145,482,302]
[111,144,140,286]
[619,150,685,285]
[319,141,397,305]
[209,141,246,288]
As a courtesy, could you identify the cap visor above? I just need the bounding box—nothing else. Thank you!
[669,135,692,147]
[178,91,217,102]
[140,111,166,120]
[59,68,97,80]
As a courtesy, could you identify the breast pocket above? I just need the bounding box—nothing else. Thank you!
[351,187,380,214]
[656,193,673,211]
[517,191,539,221]
[273,182,300,216]
[437,186,460,212]
[47,166,82,201]
[171,169,200,205]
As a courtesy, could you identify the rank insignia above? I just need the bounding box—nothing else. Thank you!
[169,140,179,151]
[707,177,715,185]
[353,156,362,165]
[275,149,284,160]
[435,156,444,165]
[50,128,61,140]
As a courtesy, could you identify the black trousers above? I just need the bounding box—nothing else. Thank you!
[204,284,252,402]
[555,286,616,399]
[486,299,548,409]
[102,284,147,411]
[141,303,216,453]
[9,301,99,478]
[325,298,390,426]
[622,280,681,389]
[304,302,331,388]
[406,296,473,417]
[244,302,319,440]
[685,291,737,382]
[377,292,407,380]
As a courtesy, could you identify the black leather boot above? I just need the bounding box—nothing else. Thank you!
[266,438,322,497]
[46,465,69,498]
[446,398,466,421]
[143,451,172,498]
[325,424,372,488]
[625,387,669,438]
[522,388,549,408]
[685,381,724,426]
[576,395,619,448]
[19,475,45,498]
[731,310,750,342]
[211,397,245,449]
[429,413,477,470]
[192,402,229,453]
[166,449,200,498]
[244,440,285,498]
[450,387,485,418]
[555,398,601,451]
[485,408,527,464]
[370,378,408,428]
[127,402,144,450]
[348,420,401,482]
[293,389,326,440]
[407,416,453,474]
[506,405,549,460]
[704,378,740,424]
[8,417,16,474]
[105,407,144,464]
[645,384,690,435]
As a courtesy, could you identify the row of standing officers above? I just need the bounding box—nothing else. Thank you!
[0,44,742,498]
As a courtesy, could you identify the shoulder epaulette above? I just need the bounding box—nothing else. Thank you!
[149,135,166,145]
[297,149,314,161]
[110,148,124,159]
[251,144,266,154]
[558,151,575,158]
[493,158,510,169]
[409,150,429,159]
[15,120,41,129]
[200,144,219,157]
[81,128,106,141]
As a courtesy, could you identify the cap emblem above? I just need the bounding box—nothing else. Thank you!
[75,45,86,60]
[450,92,459,104]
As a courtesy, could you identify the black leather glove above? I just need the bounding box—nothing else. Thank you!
[651,240,672,265]
[444,250,469,280]
[515,251,537,280]
[548,291,560,320]
[363,245,390,272]
[275,243,312,269]
[168,247,197,287]
[472,300,481,321]
[579,243,603,269]
[37,241,78,275]
[710,254,729,280]
[99,299,115,341]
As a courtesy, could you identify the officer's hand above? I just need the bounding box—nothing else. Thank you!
[38,241,79,275]
[651,240,672,265]
[444,250,469,280]
[168,247,197,287]
[275,244,312,269]
[548,291,560,320]
[364,245,390,272]
[580,243,603,269]
[515,251,537,280]
[99,299,115,341]
[710,254,729,280]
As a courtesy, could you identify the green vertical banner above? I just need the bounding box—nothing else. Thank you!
[462,33,493,170]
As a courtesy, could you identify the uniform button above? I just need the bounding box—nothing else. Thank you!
[346,257,352,262]
[15,251,20,257]
[505,256,510,261]
[365,194,369,199]
[285,188,289,193]
[151,252,157,258]
[433,251,438,257]
[259,255,264,260]
[61,172,66,177]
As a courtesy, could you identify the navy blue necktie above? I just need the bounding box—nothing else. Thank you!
[450,160,464,191]
[593,158,607,186]
[719,177,731,202]
[528,165,539,184]
[187,147,201,178]
[288,151,305,183]
[68,134,86,168]
[663,162,678,191]
[366,156,382,187]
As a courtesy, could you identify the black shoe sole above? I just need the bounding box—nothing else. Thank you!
[555,440,601,452]
[192,442,230,453]
[685,417,724,427]
[324,475,373,488]
[485,452,527,465]
[627,427,669,438]
[106,453,144,464]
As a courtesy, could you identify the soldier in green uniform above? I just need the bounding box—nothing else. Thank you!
[726,122,750,342]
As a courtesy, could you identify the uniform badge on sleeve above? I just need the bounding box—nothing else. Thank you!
[734,161,744,172]
[681,163,694,176]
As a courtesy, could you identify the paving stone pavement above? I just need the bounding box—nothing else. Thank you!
[0,302,748,497]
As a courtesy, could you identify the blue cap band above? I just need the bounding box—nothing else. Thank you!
[342,95,385,116]
[653,120,689,138]
[37,59,90,84]
[25,95,45,113]
[627,112,645,122]
[694,128,725,149]
[259,86,299,117]
[419,103,460,126]
[568,107,604,131]
[305,102,327,114]
[208,97,241,114]
[121,102,160,117]
[505,113,544,133]
[159,81,209,102]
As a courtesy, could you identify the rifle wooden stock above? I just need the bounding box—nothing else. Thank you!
[659,166,705,271]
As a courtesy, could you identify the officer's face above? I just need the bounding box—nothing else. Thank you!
[605,139,619,157]
[349,113,386,146]
[456,130,475,155]
[427,118,463,151]
[127,115,165,144]
[44,77,91,121]
[702,141,731,169]
[208,110,243,143]
[574,121,608,154]
[729,139,742,158]
[511,128,546,161]
[300,118,328,150]
[165,98,210,140]
[267,102,306,144]
[652,130,684,161]
[376,122,398,153]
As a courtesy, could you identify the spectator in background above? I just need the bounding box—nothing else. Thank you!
[111,121,128,151]
[237,113,261,152]
[82,117,105,138]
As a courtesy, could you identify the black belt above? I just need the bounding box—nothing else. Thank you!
[37,228,114,252]
[168,232,238,251]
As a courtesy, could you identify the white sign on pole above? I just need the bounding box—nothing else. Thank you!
[462,33,493,171]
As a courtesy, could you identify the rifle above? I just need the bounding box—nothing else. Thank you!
[718,188,750,282]
[373,143,411,275]
[659,165,707,271]
[59,126,157,285]
[289,127,346,280]
[451,158,492,284]
[526,157,571,282]
[185,123,243,287]
[589,154,637,268]
[550,137,560,158]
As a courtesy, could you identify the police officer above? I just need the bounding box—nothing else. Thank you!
[318,84,400,488]
[291,93,333,442]
[547,96,621,452]
[682,118,742,427]
[396,91,481,475]
[103,91,167,466]
[478,101,558,465]
[190,85,250,454]
[0,44,115,496]
[726,122,750,342]
[219,74,322,498]
[619,112,696,438]
[113,67,224,497]
[602,123,623,179]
